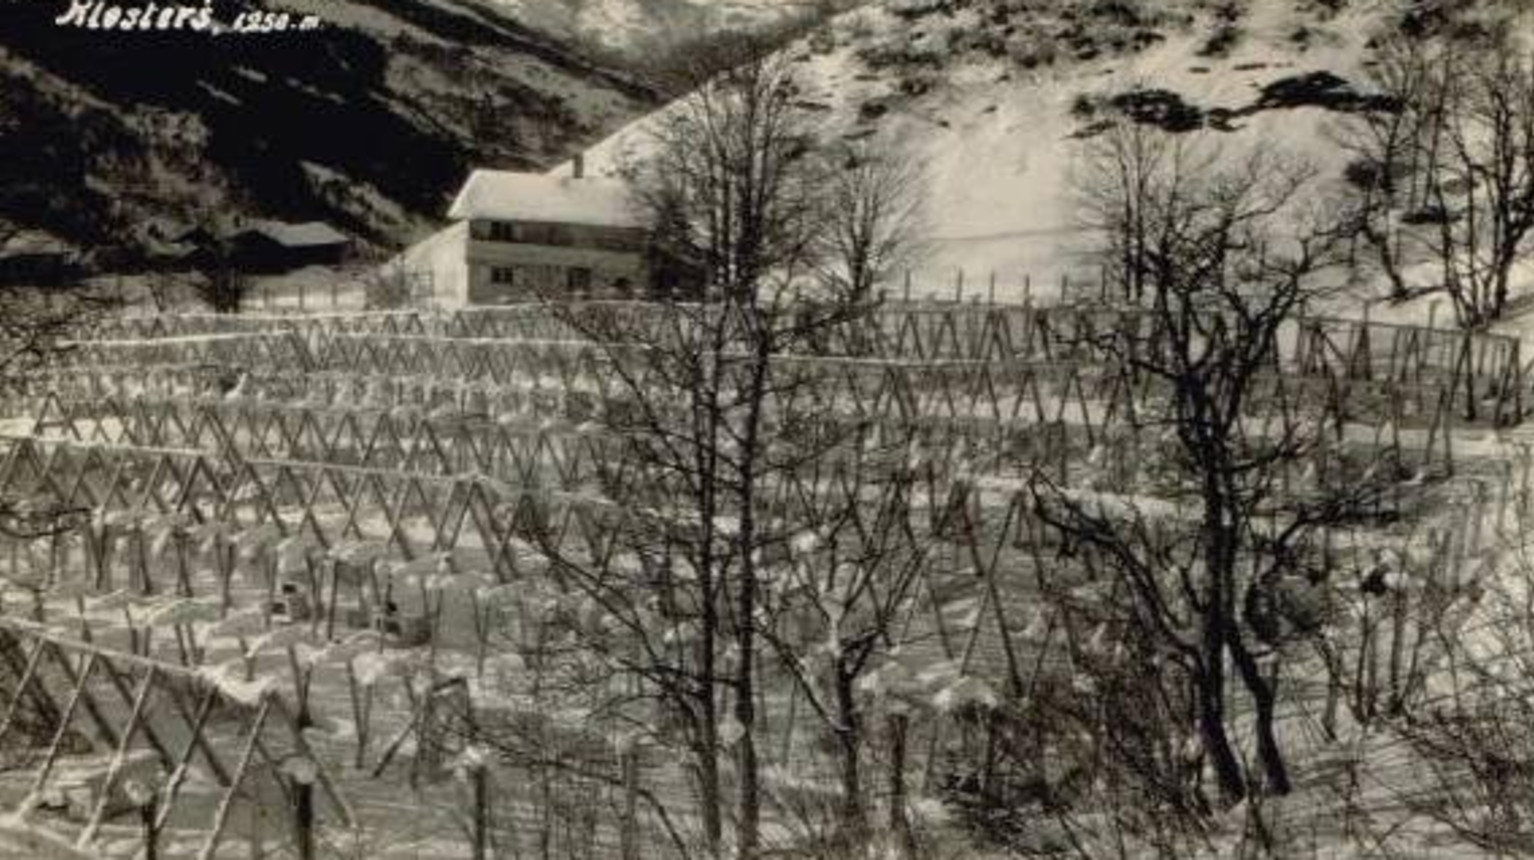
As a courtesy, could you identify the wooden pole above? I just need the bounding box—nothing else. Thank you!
[141,792,159,860]
[473,764,491,860]
[619,748,638,860]
[291,762,315,860]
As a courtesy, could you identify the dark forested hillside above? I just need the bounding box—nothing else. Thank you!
[0,0,661,257]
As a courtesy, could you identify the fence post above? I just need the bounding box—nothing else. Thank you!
[298,281,306,312]
[903,270,912,303]
[955,270,964,303]
[139,790,158,860]
[988,272,996,305]
[285,756,316,860]
[472,763,489,860]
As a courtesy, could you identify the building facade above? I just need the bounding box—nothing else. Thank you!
[447,169,648,305]
[463,216,650,304]
[438,168,704,306]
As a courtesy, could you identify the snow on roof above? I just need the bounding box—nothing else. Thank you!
[238,220,350,248]
[447,170,643,229]
[0,230,71,257]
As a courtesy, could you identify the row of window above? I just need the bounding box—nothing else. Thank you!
[490,265,616,292]
[477,220,644,251]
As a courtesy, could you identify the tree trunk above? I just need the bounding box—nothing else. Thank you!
[735,652,760,860]
[888,712,915,858]
[732,306,772,859]
[833,670,867,840]
[1196,657,1246,802]
[1231,638,1291,795]
[696,409,724,857]
[697,734,722,856]
[1199,508,1247,803]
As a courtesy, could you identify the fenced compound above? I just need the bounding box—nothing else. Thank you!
[68,301,1530,426]
[0,298,1529,857]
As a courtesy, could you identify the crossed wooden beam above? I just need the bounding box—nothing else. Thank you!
[0,617,353,858]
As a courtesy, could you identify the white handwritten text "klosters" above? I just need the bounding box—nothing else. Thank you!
[56,1,214,30]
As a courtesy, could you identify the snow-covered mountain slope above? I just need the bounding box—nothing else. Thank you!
[483,0,847,62]
[569,0,1533,300]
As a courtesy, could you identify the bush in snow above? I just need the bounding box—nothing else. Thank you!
[884,0,954,20]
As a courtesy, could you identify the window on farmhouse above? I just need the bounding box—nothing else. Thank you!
[488,222,517,242]
[490,267,516,285]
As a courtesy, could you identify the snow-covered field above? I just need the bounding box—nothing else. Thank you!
[0,292,1529,856]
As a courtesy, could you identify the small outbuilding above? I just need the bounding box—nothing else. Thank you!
[226,221,350,273]
[0,230,78,286]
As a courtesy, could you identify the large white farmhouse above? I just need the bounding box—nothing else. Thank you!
[391,161,699,307]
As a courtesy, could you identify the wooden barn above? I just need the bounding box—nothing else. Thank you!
[226,220,350,273]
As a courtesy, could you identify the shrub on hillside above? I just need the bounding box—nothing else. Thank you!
[885,0,954,20]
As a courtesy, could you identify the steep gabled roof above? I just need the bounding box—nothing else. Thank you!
[0,230,72,257]
[448,170,643,229]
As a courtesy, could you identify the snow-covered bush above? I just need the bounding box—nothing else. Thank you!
[884,0,953,19]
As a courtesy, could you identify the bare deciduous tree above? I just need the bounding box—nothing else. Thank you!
[1343,34,1534,326]
[479,39,927,860]
[757,449,932,849]
[1075,117,1190,303]
[1049,137,1393,808]
[812,143,926,305]
[1334,35,1434,301]
[632,45,821,304]
[1424,40,1534,327]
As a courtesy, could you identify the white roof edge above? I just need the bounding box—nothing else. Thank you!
[447,169,644,229]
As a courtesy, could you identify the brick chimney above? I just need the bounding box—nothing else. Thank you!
[573,152,585,179]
